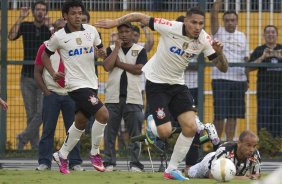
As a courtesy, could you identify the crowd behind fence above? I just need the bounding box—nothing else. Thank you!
[0,0,282,152]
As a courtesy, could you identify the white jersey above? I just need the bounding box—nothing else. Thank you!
[142,18,215,85]
[212,27,249,81]
[46,24,102,91]
[185,58,198,89]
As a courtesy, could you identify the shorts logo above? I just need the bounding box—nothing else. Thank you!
[156,108,165,119]
[88,95,98,106]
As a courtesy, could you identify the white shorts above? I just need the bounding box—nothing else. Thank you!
[188,152,216,178]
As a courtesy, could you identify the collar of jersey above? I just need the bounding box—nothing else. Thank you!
[64,24,85,33]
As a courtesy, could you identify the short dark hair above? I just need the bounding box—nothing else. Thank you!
[117,22,133,30]
[62,0,85,16]
[186,7,205,18]
[83,10,90,22]
[176,15,185,22]
[264,25,278,34]
[223,11,238,20]
[131,25,140,34]
[239,130,257,142]
[32,0,48,13]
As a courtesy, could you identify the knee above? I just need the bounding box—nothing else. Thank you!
[96,106,109,124]
[157,127,172,139]
[182,120,197,137]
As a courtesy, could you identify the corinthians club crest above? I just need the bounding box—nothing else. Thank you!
[131,50,139,57]
[182,42,189,50]
[76,37,82,45]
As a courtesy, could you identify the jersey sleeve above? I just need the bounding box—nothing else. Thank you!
[93,27,102,48]
[45,33,59,54]
[203,33,216,57]
[249,150,261,175]
[34,43,46,66]
[153,18,182,36]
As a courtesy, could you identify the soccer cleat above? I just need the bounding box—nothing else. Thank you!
[204,123,220,145]
[146,115,157,144]
[163,169,189,180]
[71,165,85,171]
[53,151,70,174]
[90,154,106,172]
[36,164,50,171]
[195,116,205,134]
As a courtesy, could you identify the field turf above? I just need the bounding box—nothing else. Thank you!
[0,170,259,184]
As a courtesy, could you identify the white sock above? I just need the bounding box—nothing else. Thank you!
[90,120,107,155]
[165,133,194,172]
[59,123,84,159]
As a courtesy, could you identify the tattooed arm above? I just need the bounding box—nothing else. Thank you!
[212,52,228,73]
[95,13,151,29]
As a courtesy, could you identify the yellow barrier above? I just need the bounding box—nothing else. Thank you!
[5,10,282,149]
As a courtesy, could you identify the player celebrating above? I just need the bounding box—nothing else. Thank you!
[96,7,228,180]
[41,0,108,174]
[185,130,261,180]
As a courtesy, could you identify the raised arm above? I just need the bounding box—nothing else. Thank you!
[8,7,29,40]
[141,24,154,52]
[95,12,151,29]
[210,40,228,73]
[211,0,222,35]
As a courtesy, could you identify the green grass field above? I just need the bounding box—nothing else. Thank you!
[0,170,258,184]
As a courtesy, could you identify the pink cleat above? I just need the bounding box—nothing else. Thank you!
[53,151,70,174]
[90,154,106,172]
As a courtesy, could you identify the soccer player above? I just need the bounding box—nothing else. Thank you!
[184,130,261,180]
[41,1,108,174]
[96,7,228,180]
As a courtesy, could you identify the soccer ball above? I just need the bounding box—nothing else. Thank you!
[211,158,236,182]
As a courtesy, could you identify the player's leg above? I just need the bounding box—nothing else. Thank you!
[163,85,198,180]
[61,95,83,171]
[89,90,108,172]
[186,152,216,178]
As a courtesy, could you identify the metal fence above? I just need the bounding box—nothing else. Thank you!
[1,0,282,153]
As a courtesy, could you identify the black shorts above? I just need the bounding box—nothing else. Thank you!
[212,79,246,120]
[145,80,196,126]
[68,88,103,119]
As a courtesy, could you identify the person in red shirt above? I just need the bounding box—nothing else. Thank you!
[34,18,83,171]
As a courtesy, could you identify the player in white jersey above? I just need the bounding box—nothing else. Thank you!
[41,1,108,174]
[185,130,261,180]
[96,7,228,180]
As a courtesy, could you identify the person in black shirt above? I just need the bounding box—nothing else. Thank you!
[102,22,147,172]
[248,25,282,138]
[8,1,51,150]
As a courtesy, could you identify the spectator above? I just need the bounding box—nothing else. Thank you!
[41,0,108,174]
[132,24,154,53]
[0,98,8,111]
[102,22,147,172]
[248,25,282,138]
[211,0,249,141]
[8,0,51,150]
[34,18,83,171]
